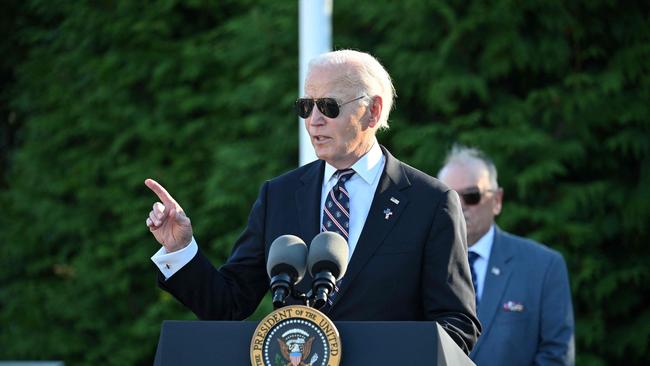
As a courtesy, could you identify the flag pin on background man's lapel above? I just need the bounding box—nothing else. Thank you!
[503,301,524,312]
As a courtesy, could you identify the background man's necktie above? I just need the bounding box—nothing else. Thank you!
[468,251,480,308]
[321,168,355,307]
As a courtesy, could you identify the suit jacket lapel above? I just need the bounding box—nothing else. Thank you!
[475,227,514,348]
[294,161,325,295]
[333,147,410,305]
[295,160,324,243]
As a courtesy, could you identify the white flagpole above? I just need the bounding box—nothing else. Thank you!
[298,0,332,166]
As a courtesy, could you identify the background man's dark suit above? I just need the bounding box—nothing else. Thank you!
[158,147,480,352]
[470,227,574,365]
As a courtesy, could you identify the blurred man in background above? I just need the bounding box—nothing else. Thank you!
[438,145,575,365]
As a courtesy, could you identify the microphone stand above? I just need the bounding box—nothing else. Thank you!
[270,273,291,309]
[310,272,336,310]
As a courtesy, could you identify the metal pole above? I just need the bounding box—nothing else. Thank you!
[298,0,332,166]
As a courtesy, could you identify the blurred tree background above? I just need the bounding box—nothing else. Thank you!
[0,0,648,365]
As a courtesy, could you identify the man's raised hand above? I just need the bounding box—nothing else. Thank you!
[145,179,193,253]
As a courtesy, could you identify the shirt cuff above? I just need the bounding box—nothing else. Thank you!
[150,237,198,279]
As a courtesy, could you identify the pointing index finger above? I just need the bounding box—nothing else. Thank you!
[145,178,180,209]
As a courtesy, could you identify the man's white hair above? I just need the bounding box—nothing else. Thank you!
[307,49,396,130]
[441,144,500,189]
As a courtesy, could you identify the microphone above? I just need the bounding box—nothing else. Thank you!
[267,235,308,309]
[307,232,349,309]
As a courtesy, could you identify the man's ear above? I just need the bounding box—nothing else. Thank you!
[493,188,504,216]
[368,95,383,128]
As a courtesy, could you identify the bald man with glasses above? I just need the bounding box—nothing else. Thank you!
[145,50,481,353]
[438,145,575,366]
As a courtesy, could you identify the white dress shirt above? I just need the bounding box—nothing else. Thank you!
[320,140,385,260]
[151,236,199,279]
[152,139,385,279]
[468,224,495,301]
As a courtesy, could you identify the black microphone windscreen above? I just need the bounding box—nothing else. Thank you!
[307,231,349,280]
[267,235,308,283]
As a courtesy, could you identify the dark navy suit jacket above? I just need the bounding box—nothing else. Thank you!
[158,147,481,353]
[470,227,574,365]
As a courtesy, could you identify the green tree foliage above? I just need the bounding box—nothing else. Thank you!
[1,0,648,365]
[1,1,295,364]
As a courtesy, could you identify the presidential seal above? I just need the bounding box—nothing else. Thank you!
[250,305,341,366]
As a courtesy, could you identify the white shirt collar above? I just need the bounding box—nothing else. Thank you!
[323,139,383,185]
[469,224,495,260]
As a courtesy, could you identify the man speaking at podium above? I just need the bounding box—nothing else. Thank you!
[145,50,481,353]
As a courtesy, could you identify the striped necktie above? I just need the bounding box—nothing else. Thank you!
[321,168,355,308]
[322,169,355,241]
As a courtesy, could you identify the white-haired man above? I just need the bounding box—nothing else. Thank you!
[438,145,574,365]
[145,50,481,353]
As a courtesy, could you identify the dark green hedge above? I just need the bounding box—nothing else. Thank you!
[1,1,648,365]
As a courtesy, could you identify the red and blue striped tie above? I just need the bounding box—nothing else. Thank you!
[321,168,354,307]
[322,169,355,241]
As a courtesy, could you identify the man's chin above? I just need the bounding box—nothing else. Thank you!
[313,147,330,160]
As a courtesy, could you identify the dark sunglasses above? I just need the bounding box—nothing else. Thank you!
[295,95,366,119]
[458,187,498,206]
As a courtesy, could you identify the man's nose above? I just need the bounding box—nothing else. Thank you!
[309,107,326,125]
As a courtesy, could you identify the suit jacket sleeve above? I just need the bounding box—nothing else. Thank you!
[156,181,271,320]
[535,253,575,365]
[423,188,481,353]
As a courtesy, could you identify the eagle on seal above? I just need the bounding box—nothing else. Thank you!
[278,336,315,366]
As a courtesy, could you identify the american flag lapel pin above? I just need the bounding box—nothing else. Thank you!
[503,301,524,312]
[390,197,400,205]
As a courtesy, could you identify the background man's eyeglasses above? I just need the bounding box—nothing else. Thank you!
[295,95,366,119]
[459,187,498,205]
